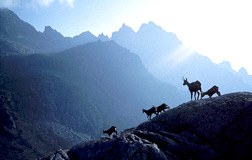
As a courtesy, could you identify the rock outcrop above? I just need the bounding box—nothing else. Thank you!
[42,92,252,160]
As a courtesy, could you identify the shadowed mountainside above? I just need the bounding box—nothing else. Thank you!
[42,92,252,160]
[0,40,184,159]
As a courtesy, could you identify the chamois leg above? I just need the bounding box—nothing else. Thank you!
[197,91,200,100]
[190,91,193,101]
[194,92,197,100]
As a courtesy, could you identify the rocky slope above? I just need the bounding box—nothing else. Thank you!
[42,92,252,160]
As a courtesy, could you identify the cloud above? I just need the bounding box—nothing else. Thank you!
[34,0,55,7]
[0,0,75,8]
[59,0,74,7]
[0,0,16,8]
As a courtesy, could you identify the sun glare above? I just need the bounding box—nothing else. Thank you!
[152,44,196,73]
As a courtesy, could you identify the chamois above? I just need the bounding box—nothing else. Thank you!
[156,103,170,115]
[183,77,202,101]
[202,85,221,98]
[142,106,157,120]
[103,126,117,137]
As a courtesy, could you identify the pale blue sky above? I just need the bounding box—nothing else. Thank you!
[1,0,252,75]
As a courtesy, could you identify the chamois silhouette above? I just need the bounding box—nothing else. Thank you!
[103,126,117,137]
[183,77,202,101]
[142,106,157,120]
[155,103,170,115]
[202,85,221,98]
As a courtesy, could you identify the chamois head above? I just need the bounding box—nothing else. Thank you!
[163,103,169,109]
[182,77,188,86]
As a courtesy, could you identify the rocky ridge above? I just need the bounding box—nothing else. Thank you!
[42,92,252,160]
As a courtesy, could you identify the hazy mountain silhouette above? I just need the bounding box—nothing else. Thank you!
[219,61,252,87]
[0,8,99,54]
[72,31,98,44]
[98,33,110,41]
[111,22,252,96]
[0,40,185,159]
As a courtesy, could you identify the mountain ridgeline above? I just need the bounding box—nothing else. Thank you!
[111,22,252,95]
[1,8,252,96]
[0,8,100,54]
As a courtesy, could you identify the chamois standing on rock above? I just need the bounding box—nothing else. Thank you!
[155,103,170,115]
[142,106,157,120]
[202,85,221,98]
[183,77,202,101]
[103,126,117,137]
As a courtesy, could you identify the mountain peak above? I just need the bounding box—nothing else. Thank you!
[98,33,110,41]
[238,67,248,75]
[43,25,64,40]
[111,23,136,47]
[44,26,54,32]
[137,21,178,40]
[43,26,61,34]
[219,60,233,71]
[0,8,37,37]
[118,23,135,33]
[138,21,162,33]
[72,31,97,44]
[73,31,96,39]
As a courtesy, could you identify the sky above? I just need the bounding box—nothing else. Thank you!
[1,0,252,75]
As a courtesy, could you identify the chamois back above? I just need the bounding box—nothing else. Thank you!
[156,103,170,115]
[103,126,117,137]
[142,106,157,120]
[202,85,221,98]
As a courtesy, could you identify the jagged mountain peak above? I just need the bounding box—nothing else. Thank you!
[137,21,178,39]
[43,26,58,33]
[113,23,135,36]
[43,26,64,38]
[138,21,162,31]
[98,33,110,41]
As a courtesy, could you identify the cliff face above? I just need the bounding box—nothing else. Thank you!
[42,92,252,160]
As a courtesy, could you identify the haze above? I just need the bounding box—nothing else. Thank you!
[1,0,252,74]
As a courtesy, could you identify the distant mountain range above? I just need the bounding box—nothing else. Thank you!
[111,22,252,94]
[0,8,102,54]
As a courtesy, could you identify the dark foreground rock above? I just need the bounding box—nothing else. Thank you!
[42,92,252,160]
